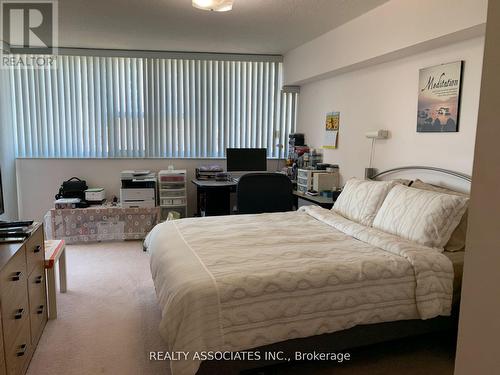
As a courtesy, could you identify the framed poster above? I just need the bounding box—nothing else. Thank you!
[417,61,463,132]
[323,112,340,149]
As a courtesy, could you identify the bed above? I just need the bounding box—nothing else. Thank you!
[146,167,469,375]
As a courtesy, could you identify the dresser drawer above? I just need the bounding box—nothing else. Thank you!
[1,289,30,349]
[28,267,47,345]
[3,321,31,375]
[0,247,27,294]
[25,227,44,275]
[0,247,29,347]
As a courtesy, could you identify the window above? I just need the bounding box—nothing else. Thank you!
[7,53,298,158]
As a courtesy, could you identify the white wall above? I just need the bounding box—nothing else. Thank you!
[16,158,281,221]
[296,36,484,182]
[455,1,500,372]
[284,0,487,85]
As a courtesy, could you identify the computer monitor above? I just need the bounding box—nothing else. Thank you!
[226,148,267,172]
[0,168,4,216]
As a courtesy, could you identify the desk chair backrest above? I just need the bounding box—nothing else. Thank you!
[236,173,293,214]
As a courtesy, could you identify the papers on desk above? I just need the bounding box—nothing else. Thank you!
[305,191,319,196]
[196,165,224,180]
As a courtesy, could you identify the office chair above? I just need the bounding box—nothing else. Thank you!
[236,173,293,214]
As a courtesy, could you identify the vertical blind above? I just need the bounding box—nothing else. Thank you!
[7,54,298,158]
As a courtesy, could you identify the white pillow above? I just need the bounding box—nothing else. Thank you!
[332,178,397,226]
[411,179,469,251]
[372,185,469,249]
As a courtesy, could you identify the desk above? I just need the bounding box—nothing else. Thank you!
[293,191,336,209]
[192,179,237,216]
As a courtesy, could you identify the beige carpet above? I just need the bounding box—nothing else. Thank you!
[27,241,168,375]
[26,241,455,375]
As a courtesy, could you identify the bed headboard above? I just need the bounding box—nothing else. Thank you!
[371,166,472,193]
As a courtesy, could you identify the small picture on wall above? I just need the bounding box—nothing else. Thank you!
[417,61,463,132]
[323,112,340,149]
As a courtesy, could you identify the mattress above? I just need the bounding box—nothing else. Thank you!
[147,206,455,375]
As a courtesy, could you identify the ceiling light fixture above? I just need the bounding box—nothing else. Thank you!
[192,0,233,12]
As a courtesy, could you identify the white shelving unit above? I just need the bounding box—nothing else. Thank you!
[158,170,187,220]
[297,169,315,193]
[297,168,340,194]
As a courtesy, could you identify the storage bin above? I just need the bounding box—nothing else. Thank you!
[160,189,185,198]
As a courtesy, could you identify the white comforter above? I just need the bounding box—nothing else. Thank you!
[147,206,454,375]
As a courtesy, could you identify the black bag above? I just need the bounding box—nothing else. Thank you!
[55,177,88,200]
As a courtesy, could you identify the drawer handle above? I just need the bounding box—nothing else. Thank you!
[37,305,44,315]
[35,275,43,284]
[16,344,27,357]
[33,245,42,253]
[14,308,24,320]
[11,271,22,281]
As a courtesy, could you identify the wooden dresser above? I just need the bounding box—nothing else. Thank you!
[0,224,47,375]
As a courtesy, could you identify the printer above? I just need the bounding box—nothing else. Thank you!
[120,170,157,208]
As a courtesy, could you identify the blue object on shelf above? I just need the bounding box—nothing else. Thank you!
[320,191,333,198]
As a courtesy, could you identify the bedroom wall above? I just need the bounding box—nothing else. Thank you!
[284,0,487,85]
[294,37,485,182]
[15,158,282,220]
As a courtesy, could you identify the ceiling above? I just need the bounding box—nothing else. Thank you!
[58,0,389,55]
